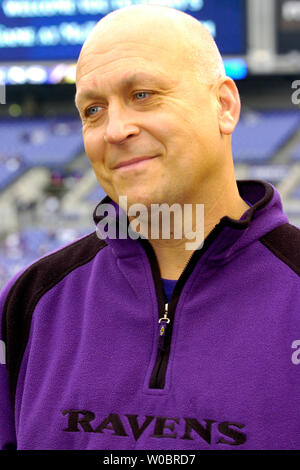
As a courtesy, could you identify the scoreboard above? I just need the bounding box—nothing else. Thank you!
[276,0,300,53]
[0,0,246,62]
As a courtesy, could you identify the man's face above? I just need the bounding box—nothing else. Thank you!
[75,25,222,208]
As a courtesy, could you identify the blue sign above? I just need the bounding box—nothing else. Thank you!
[0,0,246,62]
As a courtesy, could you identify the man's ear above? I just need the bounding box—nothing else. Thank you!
[216,77,241,135]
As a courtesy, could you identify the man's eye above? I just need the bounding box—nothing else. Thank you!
[134,91,151,100]
[85,105,102,117]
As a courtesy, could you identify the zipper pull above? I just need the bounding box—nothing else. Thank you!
[158,303,170,351]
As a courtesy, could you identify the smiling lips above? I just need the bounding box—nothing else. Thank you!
[114,155,158,170]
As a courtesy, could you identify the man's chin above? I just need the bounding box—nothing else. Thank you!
[116,192,158,211]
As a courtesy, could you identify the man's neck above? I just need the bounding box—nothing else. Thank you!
[148,191,250,281]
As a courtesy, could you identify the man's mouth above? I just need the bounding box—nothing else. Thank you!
[114,155,159,170]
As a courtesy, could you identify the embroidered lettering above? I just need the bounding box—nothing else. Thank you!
[217,421,247,446]
[62,411,247,446]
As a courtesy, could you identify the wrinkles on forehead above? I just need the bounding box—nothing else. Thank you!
[77,40,177,83]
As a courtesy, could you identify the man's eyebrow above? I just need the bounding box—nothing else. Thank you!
[75,72,171,108]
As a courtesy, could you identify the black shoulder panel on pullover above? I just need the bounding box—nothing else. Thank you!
[260,223,300,277]
[1,231,107,407]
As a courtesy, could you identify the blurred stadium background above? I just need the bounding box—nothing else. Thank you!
[0,0,299,288]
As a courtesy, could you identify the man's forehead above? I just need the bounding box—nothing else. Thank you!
[76,33,179,79]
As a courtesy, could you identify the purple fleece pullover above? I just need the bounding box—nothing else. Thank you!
[1,179,300,450]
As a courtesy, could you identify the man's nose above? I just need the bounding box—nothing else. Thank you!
[104,102,140,144]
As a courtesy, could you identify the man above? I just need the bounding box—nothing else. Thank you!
[0,5,300,450]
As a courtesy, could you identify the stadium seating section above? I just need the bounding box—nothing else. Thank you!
[0,117,83,190]
[232,111,300,162]
[289,140,300,162]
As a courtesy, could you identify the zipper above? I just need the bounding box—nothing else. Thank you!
[149,251,195,389]
[157,247,194,353]
[158,303,170,351]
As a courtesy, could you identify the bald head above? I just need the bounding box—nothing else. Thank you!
[77,5,225,85]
